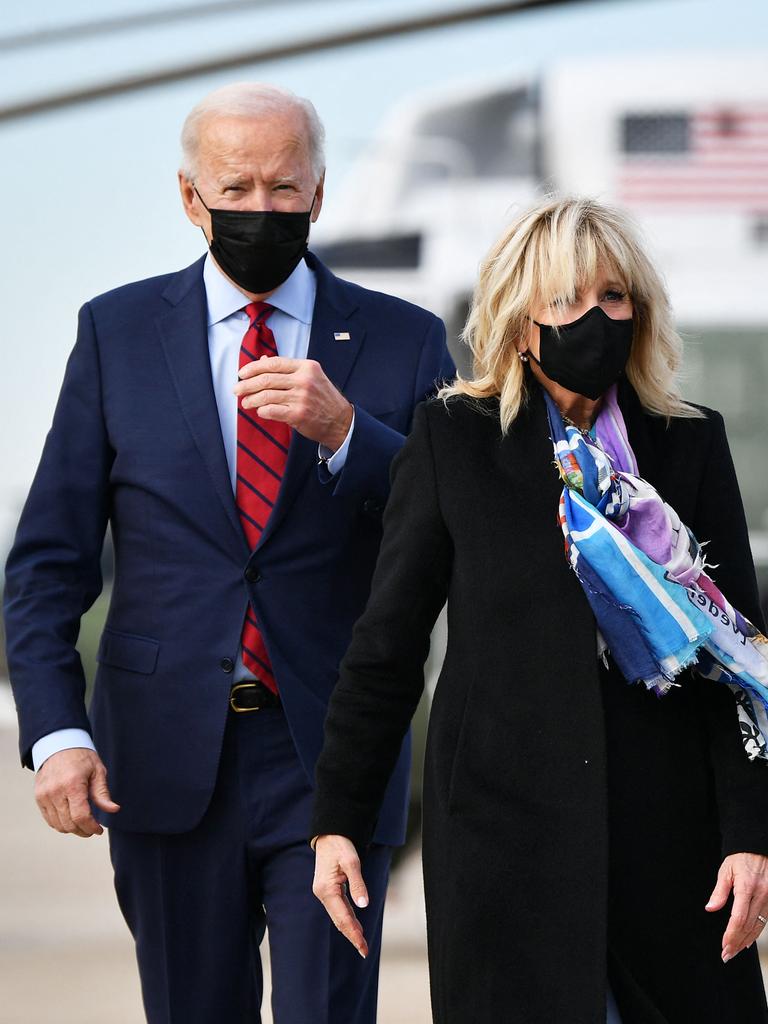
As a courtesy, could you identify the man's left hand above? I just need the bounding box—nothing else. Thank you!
[706,852,768,961]
[235,357,353,452]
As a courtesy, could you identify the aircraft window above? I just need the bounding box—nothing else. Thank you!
[622,114,689,153]
[753,215,768,246]
[314,234,421,270]
[407,87,541,182]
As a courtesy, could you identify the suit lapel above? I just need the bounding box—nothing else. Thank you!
[155,258,248,558]
[304,254,366,393]
[255,254,364,549]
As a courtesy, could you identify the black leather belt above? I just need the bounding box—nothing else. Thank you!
[229,680,281,713]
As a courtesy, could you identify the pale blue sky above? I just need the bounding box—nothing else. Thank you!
[1,0,766,549]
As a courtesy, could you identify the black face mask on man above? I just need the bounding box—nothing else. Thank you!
[194,187,315,295]
[528,305,634,400]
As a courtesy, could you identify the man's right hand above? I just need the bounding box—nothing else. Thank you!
[35,748,120,838]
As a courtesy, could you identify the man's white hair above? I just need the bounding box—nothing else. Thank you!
[180,82,326,181]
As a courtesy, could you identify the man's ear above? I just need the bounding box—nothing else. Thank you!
[311,172,326,223]
[179,171,205,229]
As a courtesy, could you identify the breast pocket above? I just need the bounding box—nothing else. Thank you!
[97,628,160,675]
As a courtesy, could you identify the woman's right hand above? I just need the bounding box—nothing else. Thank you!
[312,834,370,958]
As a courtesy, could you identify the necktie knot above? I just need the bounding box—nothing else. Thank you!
[244,301,273,328]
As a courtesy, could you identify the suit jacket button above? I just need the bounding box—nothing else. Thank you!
[220,657,234,673]
[245,567,261,583]
[363,499,380,516]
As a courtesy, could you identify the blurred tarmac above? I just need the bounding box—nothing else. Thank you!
[0,684,431,1024]
[3,680,768,1024]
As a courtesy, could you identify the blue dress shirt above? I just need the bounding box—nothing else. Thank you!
[31,256,354,770]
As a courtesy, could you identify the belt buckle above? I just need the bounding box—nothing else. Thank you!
[230,682,262,714]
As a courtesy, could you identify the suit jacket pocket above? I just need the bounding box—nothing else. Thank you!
[97,628,160,674]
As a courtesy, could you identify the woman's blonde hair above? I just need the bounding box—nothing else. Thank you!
[440,194,702,431]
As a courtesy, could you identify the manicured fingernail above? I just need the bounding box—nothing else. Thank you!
[723,953,731,963]
[358,949,367,959]
[355,896,368,908]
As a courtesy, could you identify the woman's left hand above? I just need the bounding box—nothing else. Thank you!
[706,852,768,961]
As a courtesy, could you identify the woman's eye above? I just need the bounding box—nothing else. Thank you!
[603,290,626,302]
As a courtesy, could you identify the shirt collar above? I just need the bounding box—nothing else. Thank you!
[203,253,315,327]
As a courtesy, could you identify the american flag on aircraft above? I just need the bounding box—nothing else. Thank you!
[617,107,768,210]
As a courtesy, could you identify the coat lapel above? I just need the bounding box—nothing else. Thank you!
[616,376,660,485]
[255,254,365,549]
[155,258,248,558]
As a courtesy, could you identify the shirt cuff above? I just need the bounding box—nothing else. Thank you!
[318,408,355,476]
[32,729,96,771]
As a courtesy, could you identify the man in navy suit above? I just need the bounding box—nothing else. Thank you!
[4,82,453,1023]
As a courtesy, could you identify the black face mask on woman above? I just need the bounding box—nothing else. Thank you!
[529,304,634,400]
[195,187,315,294]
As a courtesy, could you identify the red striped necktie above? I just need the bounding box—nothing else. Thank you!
[236,301,290,693]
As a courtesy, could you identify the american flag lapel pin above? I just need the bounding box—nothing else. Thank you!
[333,331,351,342]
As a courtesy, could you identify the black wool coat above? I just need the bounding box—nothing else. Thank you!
[312,379,768,1024]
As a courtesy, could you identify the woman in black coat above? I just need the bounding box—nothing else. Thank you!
[310,196,768,1023]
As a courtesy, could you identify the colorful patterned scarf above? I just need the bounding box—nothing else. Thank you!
[544,386,768,761]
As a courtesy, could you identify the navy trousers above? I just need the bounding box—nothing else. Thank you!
[109,705,392,1023]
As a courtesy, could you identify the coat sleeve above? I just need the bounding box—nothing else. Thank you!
[3,302,113,767]
[317,316,455,508]
[692,411,768,856]
[311,400,453,851]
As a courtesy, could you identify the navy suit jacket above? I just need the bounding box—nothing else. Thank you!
[4,252,454,840]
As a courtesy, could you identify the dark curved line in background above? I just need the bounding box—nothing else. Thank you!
[0,0,293,52]
[0,0,604,124]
